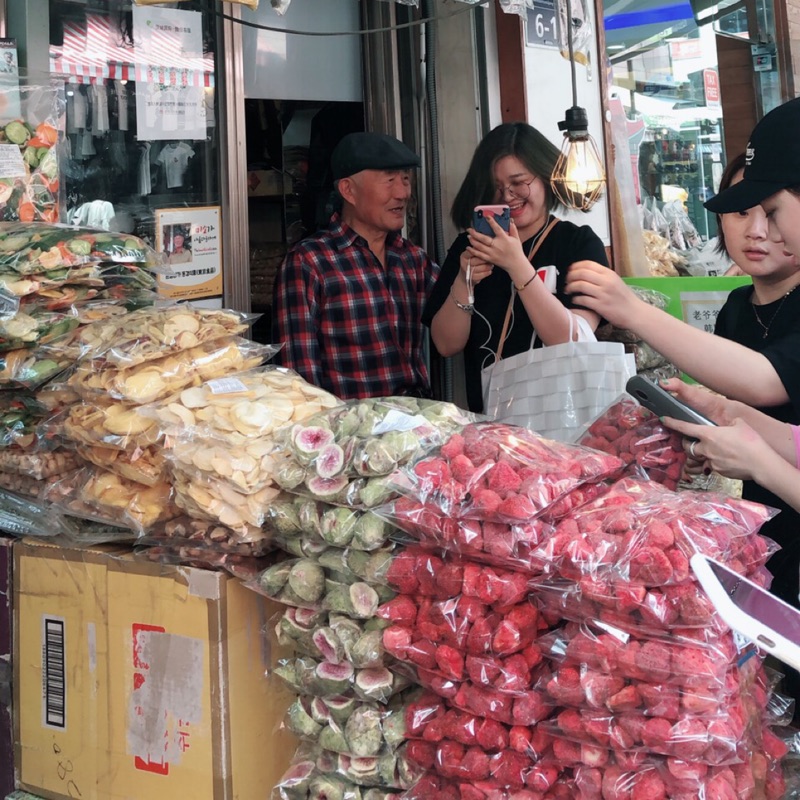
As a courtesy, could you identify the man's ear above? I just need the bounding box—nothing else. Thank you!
[337,176,358,206]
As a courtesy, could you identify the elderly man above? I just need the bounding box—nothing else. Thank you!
[272,132,439,399]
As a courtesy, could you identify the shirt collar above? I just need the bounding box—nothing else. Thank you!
[329,213,405,251]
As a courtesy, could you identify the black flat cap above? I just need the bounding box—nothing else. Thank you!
[331,132,420,181]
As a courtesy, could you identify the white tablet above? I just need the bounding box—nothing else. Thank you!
[690,553,800,671]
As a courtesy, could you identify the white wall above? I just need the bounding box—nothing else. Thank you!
[524,11,611,244]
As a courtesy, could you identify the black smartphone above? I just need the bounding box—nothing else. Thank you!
[472,205,511,236]
[626,375,716,426]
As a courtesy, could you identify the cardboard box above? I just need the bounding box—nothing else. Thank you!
[14,540,296,800]
[0,537,13,796]
[247,169,292,198]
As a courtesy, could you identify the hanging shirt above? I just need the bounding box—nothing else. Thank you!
[114,81,128,132]
[92,82,109,133]
[157,142,195,189]
[138,142,152,196]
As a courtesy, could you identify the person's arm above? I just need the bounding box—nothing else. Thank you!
[271,249,325,388]
[567,262,790,407]
[662,378,796,464]
[467,217,599,345]
[663,416,800,513]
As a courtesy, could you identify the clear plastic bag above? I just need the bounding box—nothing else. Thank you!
[0,307,79,352]
[273,398,475,508]
[0,485,69,537]
[57,398,161,451]
[70,338,274,406]
[133,544,272,581]
[140,514,272,555]
[276,655,410,704]
[81,305,251,367]
[576,394,686,490]
[0,82,65,225]
[0,446,78,479]
[0,222,162,270]
[74,443,167,487]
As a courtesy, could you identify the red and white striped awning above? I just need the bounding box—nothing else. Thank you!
[50,13,215,87]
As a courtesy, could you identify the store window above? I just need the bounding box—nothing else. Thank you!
[605,0,783,247]
[8,0,223,302]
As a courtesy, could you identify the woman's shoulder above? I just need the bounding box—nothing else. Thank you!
[548,218,607,264]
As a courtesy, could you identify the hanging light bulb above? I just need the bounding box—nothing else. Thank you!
[550,0,606,211]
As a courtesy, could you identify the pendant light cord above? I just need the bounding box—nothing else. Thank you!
[565,0,578,108]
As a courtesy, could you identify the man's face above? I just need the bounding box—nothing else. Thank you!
[761,190,800,256]
[173,234,184,249]
[345,169,412,233]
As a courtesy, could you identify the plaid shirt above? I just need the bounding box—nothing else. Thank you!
[272,215,439,399]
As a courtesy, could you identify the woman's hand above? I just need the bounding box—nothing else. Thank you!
[659,378,739,426]
[466,216,530,284]
[662,416,777,482]
[565,261,642,326]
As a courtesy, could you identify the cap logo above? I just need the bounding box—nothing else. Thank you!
[746,145,755,165]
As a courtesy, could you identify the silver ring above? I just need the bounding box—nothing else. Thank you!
[689,440,698,459]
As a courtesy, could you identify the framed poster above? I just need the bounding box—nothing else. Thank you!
[156,206,222,300]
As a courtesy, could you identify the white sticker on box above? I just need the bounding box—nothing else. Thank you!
[371,410,428,435]
[0,144,25,179]
[207,376,248,395]
[127,630,203,767]
[42,615,66,730]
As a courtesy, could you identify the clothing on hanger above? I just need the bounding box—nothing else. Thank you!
[91,82,109,134]
[114,80,129,132]
[138,142,152,196]
[157,141,195,189]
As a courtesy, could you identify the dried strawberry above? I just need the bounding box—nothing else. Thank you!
[580,743,608,768]
[666,547,690,583]
[548,666,585,706]
[475,718,508,752]
[466,655,501,687]
[386,550,419,593]
[458,596,488,623]
[634,641,671,682]
[600,765,631,800]
[495,654,531,693]
[450,453,478,486]
[491,749,528,789]
[421,715,447,742]
[435,644,466,681]
[638,683,679,718]
[509,725,532,754]
[382,626,413,659]
[486,461,523,496]
[461,746,492,781]
[527,762,560,792]
[706,772,738,800]
[441,433,466,460]
[406,739,436,770]
[408,639,438,670]
[499,493,538,521]
[439,563,465,598]
[496,570,530,607]
[641,717,672,749]
[581,672,626,708]
[473,489,503,516]
[437,740,466,778]
[512,691,547,725]
[379,595,418,625]
[492,620,523,656]
[669,717,709,761]
[629,547,673,585]
[630,772,666,800]
[521,643,543,669]
[551,737,581,765]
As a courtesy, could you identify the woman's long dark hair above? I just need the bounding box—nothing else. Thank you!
[714,153,747,256]
[451,122,564,231]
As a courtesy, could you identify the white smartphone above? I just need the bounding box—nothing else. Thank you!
[626,375,716,426]
[690,553,800,671]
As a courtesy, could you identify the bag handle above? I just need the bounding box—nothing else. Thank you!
[495,216,559,362]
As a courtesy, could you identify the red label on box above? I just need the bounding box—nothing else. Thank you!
[132,622,169,775]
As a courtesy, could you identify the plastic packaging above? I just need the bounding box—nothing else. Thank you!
[534,477,777,586]
[0,307,79,352]
[0,485,68,538]
[70,338,275,405]
[81,305,250,366]
[140,514,272,555]
[266,493,397,553]
[576,395,686,490]
[58,398,161,451]
[134,545,272,581]
[74,443,167,487]
[0,346,70,389]
[251,557,394,620]
[276,655,410,704]
[275,607,389,670]
[282,694,410,757]
[0,446,78,479]
[0,222,161,271]
[273,398,475,508]
[0,470,47,498]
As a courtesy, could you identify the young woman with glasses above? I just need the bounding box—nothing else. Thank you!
[422,122,609,412]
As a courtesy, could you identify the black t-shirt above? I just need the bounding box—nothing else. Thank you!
[714,284,800,605]
[422,218,608,413]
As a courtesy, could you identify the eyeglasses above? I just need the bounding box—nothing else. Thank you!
[495,176,537,202]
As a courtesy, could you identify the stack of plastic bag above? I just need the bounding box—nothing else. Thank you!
[250,398,480,800]
[138,366,338,557]
[38,305,271,538]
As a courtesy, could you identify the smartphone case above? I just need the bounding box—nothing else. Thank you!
[472,206,511,237]
[626,376,716,426]
[690,553,800,671]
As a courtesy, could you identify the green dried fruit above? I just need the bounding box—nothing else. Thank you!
[318,724,350,754]
[320,506,359,547]
[259,562,292,597]
[287,698,323,738]
[288,560,326,603]
[352,513,391,550]
[345,706,383,756]
[358,476,395,508]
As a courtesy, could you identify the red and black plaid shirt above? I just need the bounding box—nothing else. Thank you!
[272,214,439,399]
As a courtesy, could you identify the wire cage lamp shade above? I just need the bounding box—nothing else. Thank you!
[550,0,606,211]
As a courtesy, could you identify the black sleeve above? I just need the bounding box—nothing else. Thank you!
[762,335,800,417]
[552,223,609,310]
[422,233,469,327]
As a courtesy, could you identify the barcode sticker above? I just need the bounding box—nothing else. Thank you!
[42,615,66,730]
[207,377,248,395]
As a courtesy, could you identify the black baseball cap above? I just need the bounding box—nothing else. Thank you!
[704,98,800,213]
[331,132,420,181]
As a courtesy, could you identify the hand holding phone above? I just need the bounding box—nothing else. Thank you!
[472,205,511,237]
[626,376,716,426]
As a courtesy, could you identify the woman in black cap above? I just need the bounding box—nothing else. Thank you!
[422,122,608,413]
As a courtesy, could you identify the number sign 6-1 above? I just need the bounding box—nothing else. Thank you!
[526,0,559,48]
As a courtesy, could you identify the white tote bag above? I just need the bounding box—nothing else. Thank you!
[481,304,637,443]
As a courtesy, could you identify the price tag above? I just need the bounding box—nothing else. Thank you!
[207,377,248,395]
[526,0,559,48]
[679,290,730,333]
[0,143,25,178]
